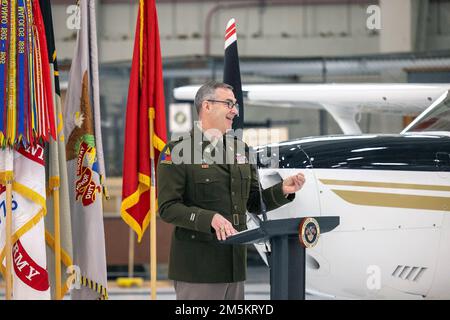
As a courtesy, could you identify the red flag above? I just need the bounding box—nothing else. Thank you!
[121,0,167,242]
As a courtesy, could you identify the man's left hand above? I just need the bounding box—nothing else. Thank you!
[282,172,306,195]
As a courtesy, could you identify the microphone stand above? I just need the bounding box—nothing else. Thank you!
[248,146,270,251]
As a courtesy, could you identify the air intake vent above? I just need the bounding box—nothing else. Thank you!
[392,265,427,282]
[306,254,320,270]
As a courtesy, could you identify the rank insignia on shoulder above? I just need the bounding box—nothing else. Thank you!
[201,164,209,169]
[161,148,172,164]
[236,154,247,164]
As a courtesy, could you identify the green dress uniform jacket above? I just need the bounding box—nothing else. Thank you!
[157,127,295,283]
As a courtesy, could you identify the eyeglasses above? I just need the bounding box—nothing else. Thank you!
[207,99,239,110]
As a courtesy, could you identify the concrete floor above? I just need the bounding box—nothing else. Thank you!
[0,265,272,300]
[106,265,271,300]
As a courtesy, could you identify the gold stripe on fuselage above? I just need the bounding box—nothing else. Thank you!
[320,179,450,192]
[319,179,450,211]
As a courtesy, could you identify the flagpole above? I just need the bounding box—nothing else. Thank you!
[5,0,17,299]
[5,174,13,300]
[53,186,61,299]
[128,227,135,278]
[149,108,157,300]
[48,57,62,300]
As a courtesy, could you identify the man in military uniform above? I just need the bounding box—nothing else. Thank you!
[157,81,305,300]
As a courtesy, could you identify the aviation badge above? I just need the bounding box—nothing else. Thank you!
[299,217,320,248]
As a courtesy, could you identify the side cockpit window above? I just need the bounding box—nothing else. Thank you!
[255,144,311,169]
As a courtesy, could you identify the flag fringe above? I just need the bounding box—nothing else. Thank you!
[80,275,108,300]
[120,179,149,243]
[153,133,165,153]
[13,180,47,214]
[120,130,164,242]
[120,172,162,242]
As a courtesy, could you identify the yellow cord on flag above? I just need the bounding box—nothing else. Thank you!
[7,0,17,146]
[139,0,144,87]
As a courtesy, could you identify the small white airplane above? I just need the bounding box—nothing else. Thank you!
[174,83,450,134]
[256,91,450,299]
[173,84,450,299]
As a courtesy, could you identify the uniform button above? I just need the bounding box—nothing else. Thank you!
[231,178,235,183]
[205,178,210,182]
[191,235,195,239]
[234,205,238,210]
[231,191,235,196]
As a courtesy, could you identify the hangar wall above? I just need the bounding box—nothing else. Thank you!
[51,0,450,175]
[51,0,450,61]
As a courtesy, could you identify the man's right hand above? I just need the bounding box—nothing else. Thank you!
[211,213,238,241]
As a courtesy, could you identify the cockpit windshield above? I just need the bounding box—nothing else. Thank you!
[403,91,450,133]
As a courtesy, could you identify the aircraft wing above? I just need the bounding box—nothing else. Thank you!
[174,83,450,134]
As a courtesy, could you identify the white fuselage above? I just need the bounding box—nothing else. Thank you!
[260,168,450,299]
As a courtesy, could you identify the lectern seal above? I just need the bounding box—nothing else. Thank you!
[299,217,320,248]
